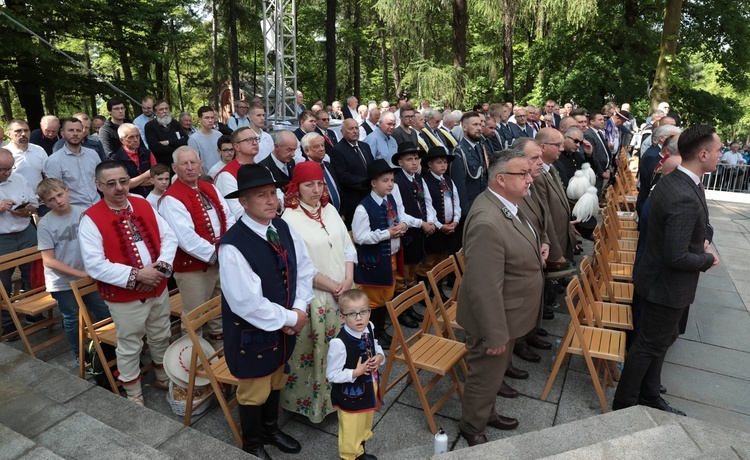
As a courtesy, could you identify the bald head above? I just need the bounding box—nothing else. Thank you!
[662,155,682,175]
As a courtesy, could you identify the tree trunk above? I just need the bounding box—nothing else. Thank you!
[379,20,389,102]
[389,27,401,97]
[502,0,516,103]
[212,0,220,111]
[112,21,133,83]
[228,0,240,103]
[84,41,98,116]
[0,82,13,122]
[171,19,184,112]
[650,0,683,110]
[325,0,337,103]
[353,0,361,100]
[452,0,467,108]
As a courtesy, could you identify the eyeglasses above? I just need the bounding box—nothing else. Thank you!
[566,136,583,145]
[317,118,330,122]
[498,170,532,178]
[402,115,415,119]
[221,148,235,153]
[341,309,371,320]
[236,105,248,110]
[237,136,261,144]
[97,177,130,188]
[0,166,16,174]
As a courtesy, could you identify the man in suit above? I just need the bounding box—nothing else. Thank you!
[457,149,544,446]
[612,125,722,416]
[259,130,298,183]
[543,100,562,128]
[145,100,189,170]
[439,110,460,148]
[583,112,612,190]
[294,110,318,144]
[301,132,342,212]
[510,107,534,139]
[450,112,488,219]
[489,103,514,151]
[341,96,360,121]
[636,124,681,215]
[330,118,375,227]
[421,108,450,154]
[359,106,379,140]
[314,109,338,156]
[555,126,600,188]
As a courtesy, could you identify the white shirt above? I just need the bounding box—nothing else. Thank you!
[0,174,38,234]
[218,214,316,330]
[226,114,251,131]
[157,183,236,263]
[253,130,275,163]
[391,172,437,228]
[214,169,244,221]
[7,143,47,191]
[677,165,702,185]
[488,187,536,238]
[207,161,229,179]
[44,145,102,208]
[133,114,153,148]
[271,154,293,177]
[429,171,461,227]
[146,192,161,209]
[352,191,404,255]
[326,322,385,383]
[722,151,745,166]
[359,120,378,141]
[79,197,178,289]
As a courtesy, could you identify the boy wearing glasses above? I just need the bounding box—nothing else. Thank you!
[326,289,384,460]
[207,134,235,179]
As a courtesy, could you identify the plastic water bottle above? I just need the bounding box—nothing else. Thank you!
[551,338,562,363]
[434,427,448,455]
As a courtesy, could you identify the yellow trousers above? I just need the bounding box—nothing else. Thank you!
[236,365,287,405]
[337,383,378,460]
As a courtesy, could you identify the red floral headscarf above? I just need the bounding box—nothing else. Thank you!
[283,161,330,209]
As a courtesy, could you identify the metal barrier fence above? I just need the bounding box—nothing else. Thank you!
[703,164,750,193]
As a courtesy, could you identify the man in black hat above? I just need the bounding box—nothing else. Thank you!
[218,164,315,459]
[421,146,461,268]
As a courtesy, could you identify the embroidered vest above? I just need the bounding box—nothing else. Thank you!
[394,171,427,264]
[353,195,397,287]
[83,197,166,302]
[218,218,298,379]
[161,180,228,272]
[330,324,380,412]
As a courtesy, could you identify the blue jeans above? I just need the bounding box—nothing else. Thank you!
[51,289,111,359]
[0,224,37,332]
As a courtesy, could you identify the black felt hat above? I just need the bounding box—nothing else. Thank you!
[365,159,400,183]
[224,164,288,199]
[421,146,455,167]
[391,142,422,165]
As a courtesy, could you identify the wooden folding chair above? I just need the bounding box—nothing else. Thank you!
[182,296,241,446]
[578,260,633,331]
[592,250,634,304]
[605,191,637,227]
[454,248,465,274]
[168,288,183,336]
[602,211,638,241]
[594,241,632,282]
[381,282,467,434]
[72,277,120,391]
[601,216,637,253]
[0,247,65,355]
[593,226,635,265]
[541,277,626,412]
[425,256,463,337]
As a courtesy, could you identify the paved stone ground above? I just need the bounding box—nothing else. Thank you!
[2,198,749,459]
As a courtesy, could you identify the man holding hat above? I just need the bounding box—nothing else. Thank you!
[390,142,437,328]
[218,163,315,458]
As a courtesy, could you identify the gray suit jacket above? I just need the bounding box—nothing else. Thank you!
[634,169,715,308]
[535,166,576,261]
[457,189,544,348]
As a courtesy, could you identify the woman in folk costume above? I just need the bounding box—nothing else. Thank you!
[279,161,357,423]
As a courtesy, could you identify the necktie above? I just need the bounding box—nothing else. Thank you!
[353,143,368,169]
[322,163,340,209]
[382,199,396,226]
[286,162,293,176]
[477,143,489,169]
[324,132,334,147]
[413,177,427,219]
[266,226,284,254]
[116,208,143,242]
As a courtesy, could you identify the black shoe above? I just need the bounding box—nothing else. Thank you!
[487,414,519,430]
[25,314,45,325]
[397,313,419,329]
[660,384,667,394]
[496,381,519,398]
[238,405,271,459]
[1,325,18,342]
[543,307,555,320]
[261,390,302,453]
[513,346,541,363]
[536,327,549,337]
[406,306,424,322]
[375,332,392,350]
[504,364,529,380]
[527,336,552,350]
[611,399,630,411]
[356,454,378,460]
[638,397,686,416]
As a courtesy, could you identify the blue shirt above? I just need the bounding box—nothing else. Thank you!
[364,127,398,163]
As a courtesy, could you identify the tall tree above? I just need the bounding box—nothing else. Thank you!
[325,0,336,103]
[650,0,682,109]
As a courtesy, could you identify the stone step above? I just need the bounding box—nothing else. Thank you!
[0,422,65,460]
[434,406,750,460]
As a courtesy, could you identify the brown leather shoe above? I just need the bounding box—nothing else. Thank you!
[460,430,488,447]
[487,414,519,430]
[527,336,552,350]
[496,381,519,398]
[513,346,541,363]
[504,364,529,380]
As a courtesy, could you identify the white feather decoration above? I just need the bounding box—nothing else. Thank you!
[572,186,600,222]
[581,163,597,185]
[567,170,589,200]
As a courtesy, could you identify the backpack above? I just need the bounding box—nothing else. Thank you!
[85,340,118,392]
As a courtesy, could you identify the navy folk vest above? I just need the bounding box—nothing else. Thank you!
[422,172,461,254]
[353,194,397,287]
[218,218,298,379]
[394,171,427,264]
[330,324,379,412]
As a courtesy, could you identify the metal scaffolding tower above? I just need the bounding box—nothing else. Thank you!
[262,0,298,124]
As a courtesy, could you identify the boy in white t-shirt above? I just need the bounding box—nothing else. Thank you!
[146,163,170,208]
[207,134,235,179]
[36,178,111,366]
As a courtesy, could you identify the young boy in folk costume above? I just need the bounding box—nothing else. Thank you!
[351,159,407,350]
[326,289,384,460]
[421,147,462,269]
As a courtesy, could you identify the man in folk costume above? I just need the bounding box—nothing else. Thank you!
[79,160,178,406]
[219,164,315,459]
[158,146,235,350]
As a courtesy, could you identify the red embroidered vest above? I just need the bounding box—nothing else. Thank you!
[218,159,242,179]
[160,180,228,272]
[84,197,167,302]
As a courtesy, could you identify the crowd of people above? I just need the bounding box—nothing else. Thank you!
[0,91,725,459]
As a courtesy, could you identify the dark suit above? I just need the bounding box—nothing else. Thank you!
[450,139,488,218]
[259,155,295,183]
[342,105,356,120]
[584,127,611,180]
[554,148,601,188]
[316,127,338,156]
[494,123,515,151]
[329,140,374,228]
[635,144,663,215]
[457,189,543,436]
[614,169,715,407]
[535,166,575,261]
[145,119,189,168]
[320,161,342,211]
[510,123,534,139]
